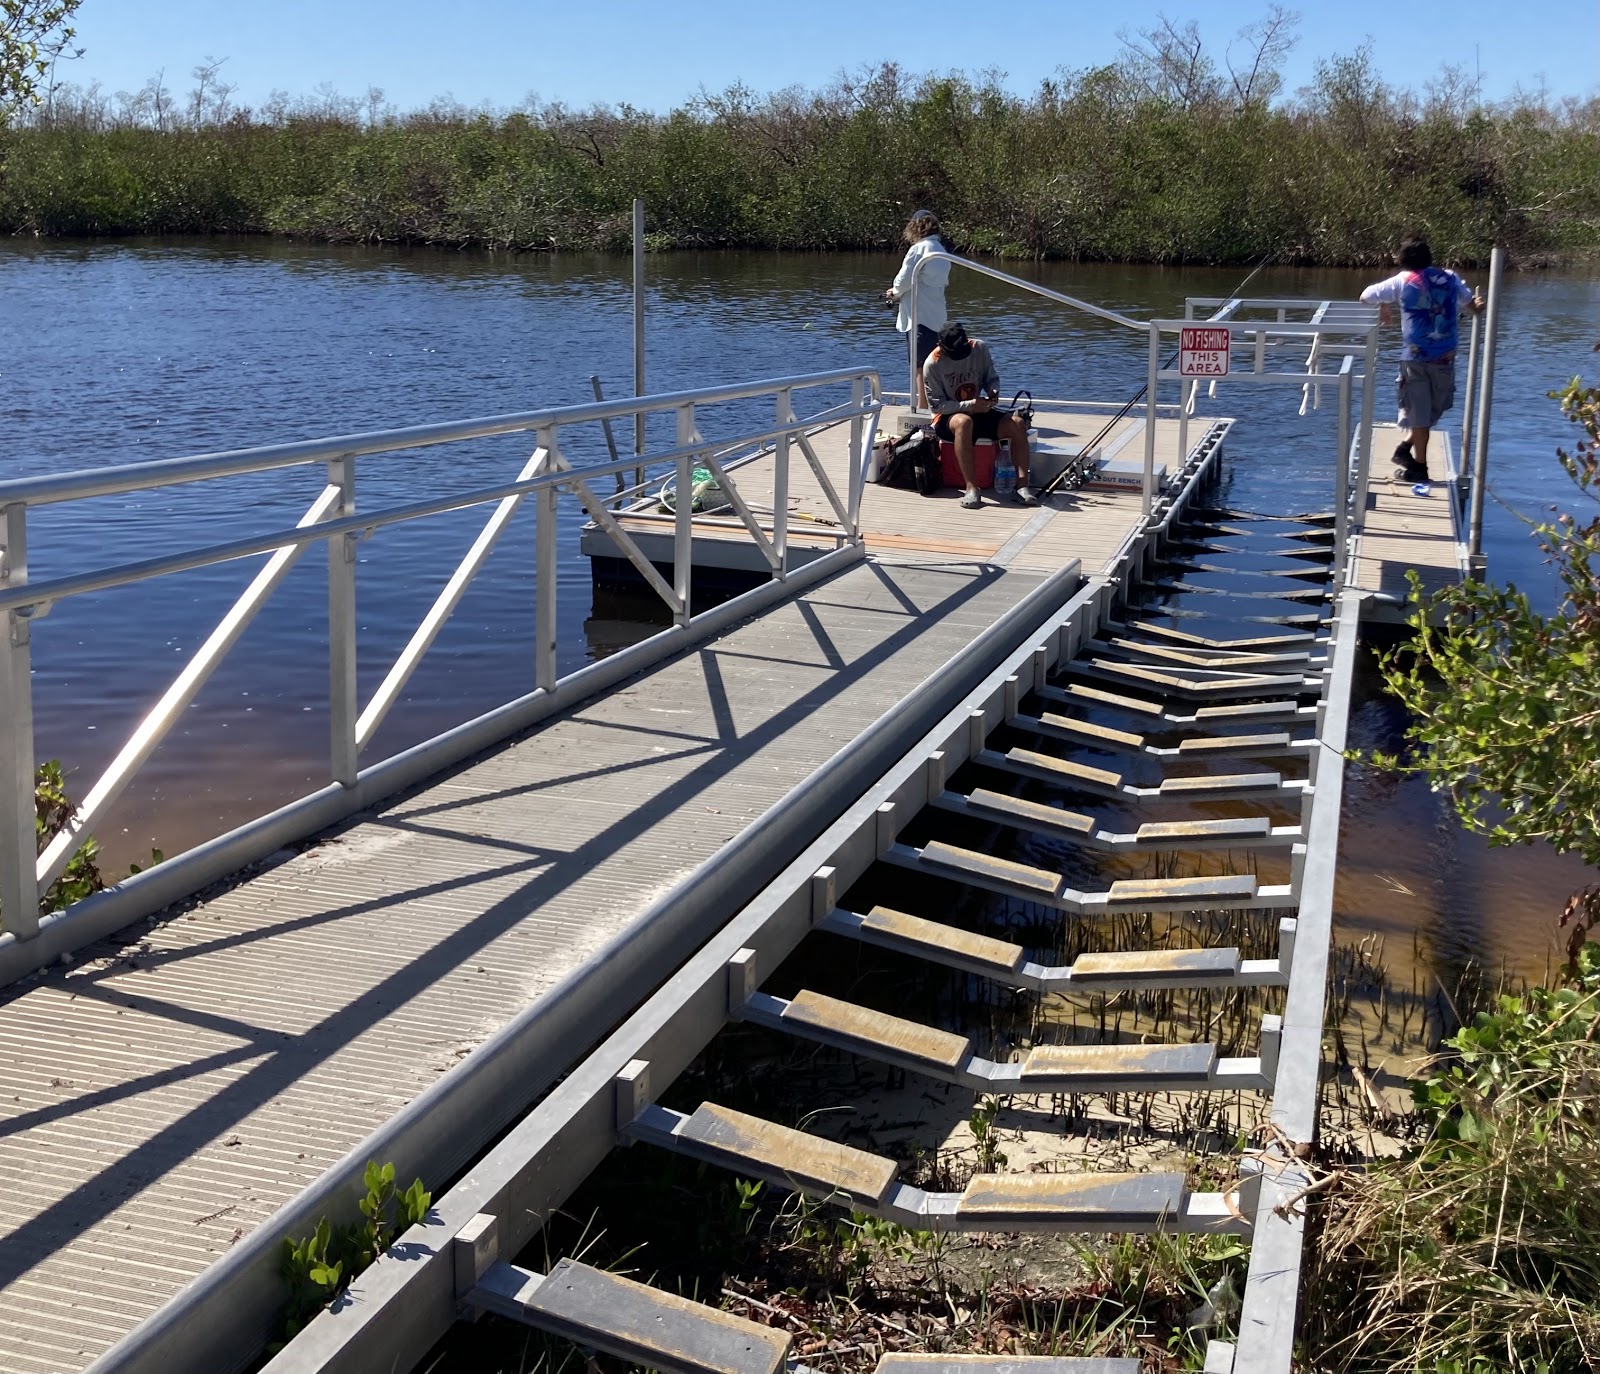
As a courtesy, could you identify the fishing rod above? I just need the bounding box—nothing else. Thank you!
[1041,249,1279,497]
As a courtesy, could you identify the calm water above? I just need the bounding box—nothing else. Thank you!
[3,240,1596,978]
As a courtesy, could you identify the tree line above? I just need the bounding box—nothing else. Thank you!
[2,37,1596,265]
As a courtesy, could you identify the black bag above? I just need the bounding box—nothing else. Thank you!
[875,428,941,495]
[1009,389,1035,431]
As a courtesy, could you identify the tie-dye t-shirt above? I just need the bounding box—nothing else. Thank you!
[1360,267,1474,361]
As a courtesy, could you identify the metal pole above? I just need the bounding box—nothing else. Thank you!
[1468,245,1505,561]
[1458,310,1481,490]
[1142,324,1160,517]
[327,456,359,788]
[848,376,864,537]
[674,404,694,627]
[591,375,624,495]
[907,257,921,406]
[773,390,791,577]
[0,503,37,939]
[534,435,558,691]
[1336,365,1353,587]
[633,199,645,490]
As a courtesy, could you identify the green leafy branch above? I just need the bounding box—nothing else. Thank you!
[1367,362,1600,953]
[280,1160,431,1344]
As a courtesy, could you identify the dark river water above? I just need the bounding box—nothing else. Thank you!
[3,239,1596,981]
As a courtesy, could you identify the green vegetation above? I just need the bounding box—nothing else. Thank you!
[281,1160,431,1343]
[1307,367,1600,1371]
[1308,947,1600,1372]
[1372,365,1600,936]
[0,0,81,123]
[3,17,1597,264]
[32,758,101,911]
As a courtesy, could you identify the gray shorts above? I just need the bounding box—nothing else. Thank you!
[1397,360,1455,429]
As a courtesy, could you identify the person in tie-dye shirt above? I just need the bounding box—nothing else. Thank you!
[1360,236,1483,483]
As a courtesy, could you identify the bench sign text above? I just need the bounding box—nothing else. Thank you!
[1179,327,1231,377]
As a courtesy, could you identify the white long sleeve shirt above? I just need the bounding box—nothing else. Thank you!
[890,237,950,334]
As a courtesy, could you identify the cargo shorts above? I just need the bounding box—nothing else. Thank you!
[1397,359,1456,429]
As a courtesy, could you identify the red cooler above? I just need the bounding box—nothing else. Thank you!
[938,439,996,490]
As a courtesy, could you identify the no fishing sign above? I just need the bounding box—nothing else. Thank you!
[1179,326,1231,377]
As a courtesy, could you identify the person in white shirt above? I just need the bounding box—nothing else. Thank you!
[883,209,950,410]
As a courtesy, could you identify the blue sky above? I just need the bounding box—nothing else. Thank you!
[59,0,1599,115]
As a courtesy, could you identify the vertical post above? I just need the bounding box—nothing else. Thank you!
[1358,327,1376,497]
[674,404,694,627]
[1142,323,1160,518]
[327,457,358,788]
[907,257,921,405]
[0,504,38,938]
[847,375,865,538]
[632,198,646,490]
[534,432,558,691]
[1335,367,1353,587]
[1468,245,1505,561]
[773,389,791,578]
[1458,309,1481,490]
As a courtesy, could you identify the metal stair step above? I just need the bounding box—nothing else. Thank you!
[957,1171,1186,1224]
[1194,700,1307,719]
[959,787,1097,836]
[1020,1040,1217,1083]
[1105,874,1259,905]
[471,1258,791,1374]
[1032,711,1147,749]
[1071,947,1242,982]
[1144,581,1329,603]
[1156,771,1282,794]
[779,990,972,1073]
[847,905,1025,978]
[1075,659,1314,697]
[1134,816,1273,841]
[919,840,1062,896]
[878,1357,1140,1374]
[1176,732,1294,753]
[1121,620,1315,652]
[672,1103,899,1207]
[1003,747,1125,792]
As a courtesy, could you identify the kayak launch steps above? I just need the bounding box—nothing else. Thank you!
[624,1102,1248,1234]
[735,988,1277,1094]
[885,839,1292,913]
[933,787,1302,852]
[969,745,1303,803]
[816,905,1291,990]
[1035,680,1319,727]
[1008,710,1310,760]
[464,1256,1146,1374]
[1058,657,1324,698]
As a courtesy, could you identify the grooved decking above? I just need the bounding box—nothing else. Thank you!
[0,559,1047,1374]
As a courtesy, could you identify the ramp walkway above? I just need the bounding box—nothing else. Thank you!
[0,557,1056,1372]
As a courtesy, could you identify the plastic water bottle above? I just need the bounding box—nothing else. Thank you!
[993,440,1017,498]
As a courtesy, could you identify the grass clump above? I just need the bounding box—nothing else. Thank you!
[1305,938,1600,1373]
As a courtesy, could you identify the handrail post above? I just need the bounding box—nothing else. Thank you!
[1142,324,1160,517]
[773,390,791,577]
[0,503,38,938]
[848,376,865,537]
[1358,326,1376,497]
[1458,309,1481,496]
[632,199,646,491]
[674,404,695,627]
[1335,363,1353,587]
[327,457,359,788]
[534,432,559,692]
[1468,245,1505,562]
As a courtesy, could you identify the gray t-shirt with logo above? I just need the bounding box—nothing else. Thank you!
[922,340,1001,415]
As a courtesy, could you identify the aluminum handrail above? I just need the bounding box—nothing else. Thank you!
[1,369,882,947]
[0,409,876,617]
[0,367,879,509]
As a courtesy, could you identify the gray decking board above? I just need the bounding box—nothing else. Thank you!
[0,558,1045,1374]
